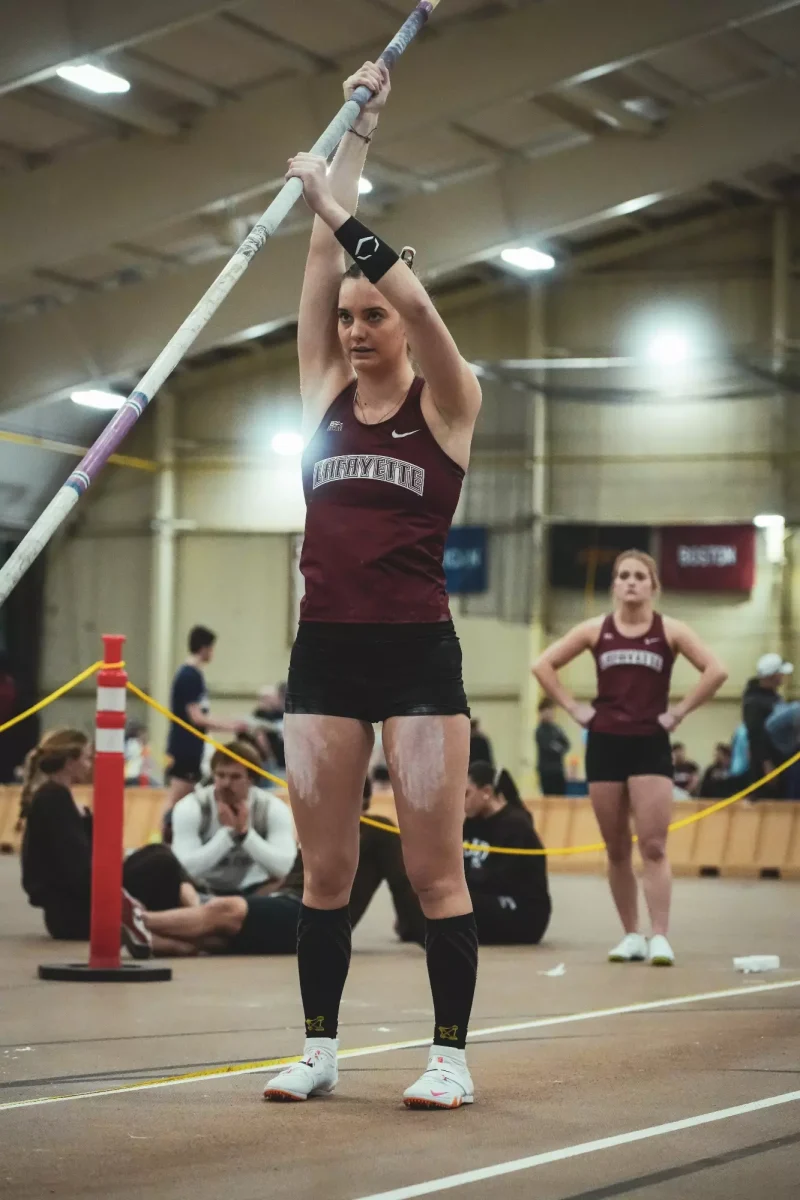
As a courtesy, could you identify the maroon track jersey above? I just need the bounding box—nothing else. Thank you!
[591,612,674,736]
[299,378,464,623]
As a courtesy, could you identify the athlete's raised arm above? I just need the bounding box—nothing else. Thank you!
[288,152,482,436]
[296,62,391,425]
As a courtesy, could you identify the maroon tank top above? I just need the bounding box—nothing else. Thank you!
[299,377,464,623]
[591,612,674,736]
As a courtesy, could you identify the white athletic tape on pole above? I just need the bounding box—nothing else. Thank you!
[351,1090,800,1200]
[1,978,797,1114]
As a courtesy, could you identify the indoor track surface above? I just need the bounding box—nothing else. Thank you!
[1,859,798,1200]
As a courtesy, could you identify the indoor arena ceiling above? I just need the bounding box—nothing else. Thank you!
[0,0,799,426]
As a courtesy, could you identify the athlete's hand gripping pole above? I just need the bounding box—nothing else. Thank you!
[0,0,442,609]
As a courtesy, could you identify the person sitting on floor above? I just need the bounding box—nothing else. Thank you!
[463,761,551,945]
[170,741,297,897]
[20,727,195,945]
[131,777,426,957]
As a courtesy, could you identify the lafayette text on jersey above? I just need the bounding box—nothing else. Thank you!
[299,377,464,623]
[591,612,675,736]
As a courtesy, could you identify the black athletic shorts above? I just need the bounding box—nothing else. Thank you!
[585,730,673,784]
[224,893,301,955]
[285,620,470,724]
[165,756,203,785]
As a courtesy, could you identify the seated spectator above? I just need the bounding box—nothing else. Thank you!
[170,741,297,897]
[135,777,424,956]
[469,717,494,768]
[20,728,194,943]
[699,743,733,799]
[535,699,570,796]
[464,762,551,945]
[672,742,700,797]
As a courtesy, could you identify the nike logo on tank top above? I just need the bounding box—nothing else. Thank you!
[299,378,464,623]
[591,612,674,736]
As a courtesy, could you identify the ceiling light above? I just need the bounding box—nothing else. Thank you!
[500,247,555,272]
[645,331,691,367]
[56,64,131,95]
[70,389,126,411]
[358,177,373,195]
[271,432,304,457]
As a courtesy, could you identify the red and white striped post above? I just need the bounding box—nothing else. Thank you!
[89,634,127,970]
[38,635,171,980]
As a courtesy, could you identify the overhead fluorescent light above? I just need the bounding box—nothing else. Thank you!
[56,64,131,95]
[358,177,374,195]
[271,432,304,456]
[500,247,556,272]
[70,389,126,411]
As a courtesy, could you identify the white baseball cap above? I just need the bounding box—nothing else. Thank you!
[756,653,793,678]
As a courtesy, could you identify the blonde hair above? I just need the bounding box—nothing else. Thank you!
[19,728,89,822]
[611,549,661,594]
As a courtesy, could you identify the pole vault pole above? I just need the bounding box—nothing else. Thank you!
[0,0,441,609]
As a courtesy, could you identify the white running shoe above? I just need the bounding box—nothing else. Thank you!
[403,1048,474,1110]
[263,1038,339,1102]
[608,932,648,963]
[648,934,675,966]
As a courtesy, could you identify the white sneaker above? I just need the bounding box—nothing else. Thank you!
[608,932,648,963]
[262,1038,339,1102]
[403,1047,474,1110]
[648,934,675,966]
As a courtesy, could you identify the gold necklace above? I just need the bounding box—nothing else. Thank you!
[354,387,405,427]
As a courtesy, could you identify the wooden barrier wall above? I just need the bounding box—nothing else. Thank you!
[2,786,799,879]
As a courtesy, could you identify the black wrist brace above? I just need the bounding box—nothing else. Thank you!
[334,216,399,284]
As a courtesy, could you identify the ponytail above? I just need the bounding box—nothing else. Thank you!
[18,746,44,823]
[494,768,524,810]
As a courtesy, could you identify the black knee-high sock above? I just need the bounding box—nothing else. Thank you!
[297,904,351,1040]
[426,913,478,1051]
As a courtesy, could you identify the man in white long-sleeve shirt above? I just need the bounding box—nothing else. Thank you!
[171,742,297,896]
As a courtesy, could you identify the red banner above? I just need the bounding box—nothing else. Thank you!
[660,525,755,592]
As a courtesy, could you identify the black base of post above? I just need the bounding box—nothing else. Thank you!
[38,962,172,982]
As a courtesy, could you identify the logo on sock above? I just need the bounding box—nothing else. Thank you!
[305,1015,326,1033]
[437,1024,459,1042]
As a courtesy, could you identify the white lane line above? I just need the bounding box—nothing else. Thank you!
[1,977,797,1113]
[352,1089,800,1200]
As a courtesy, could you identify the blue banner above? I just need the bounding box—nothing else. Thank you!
[444,527,488,595]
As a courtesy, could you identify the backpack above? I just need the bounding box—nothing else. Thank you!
[765,701,800,759]
[196,786,271,841]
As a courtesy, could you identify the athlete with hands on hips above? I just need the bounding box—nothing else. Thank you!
[533,550,727,967]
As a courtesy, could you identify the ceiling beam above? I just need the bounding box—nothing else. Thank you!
[116,50,224,110]
[0,0,238,96]
[1,78,797,413]
[0,0,794,278]
[559,84,658,135]
[38,79,182,138]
